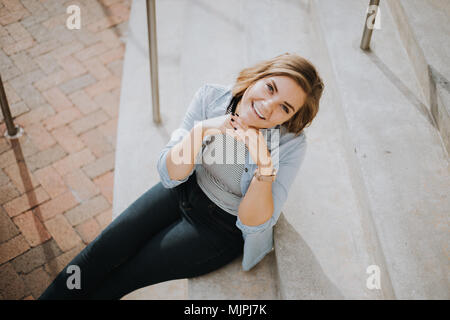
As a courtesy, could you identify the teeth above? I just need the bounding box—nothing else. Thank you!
[253,102,265,119]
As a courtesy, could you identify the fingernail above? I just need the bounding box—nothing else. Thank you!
[231,112,235,116]
[231,119,234,122]
[236,113,239,117]
[234,127,237,130]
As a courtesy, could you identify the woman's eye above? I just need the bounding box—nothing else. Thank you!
[282,105,289,113]
[266,83,274,93]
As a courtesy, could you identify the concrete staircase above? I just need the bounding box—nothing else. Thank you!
[113,0,449,299]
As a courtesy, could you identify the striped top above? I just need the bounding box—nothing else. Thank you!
[196,133,249,216]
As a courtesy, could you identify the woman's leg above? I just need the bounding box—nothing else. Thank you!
[38,181,182,300]
[86,212,244,300]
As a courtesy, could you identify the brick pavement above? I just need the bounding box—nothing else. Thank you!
[0,0,131,300]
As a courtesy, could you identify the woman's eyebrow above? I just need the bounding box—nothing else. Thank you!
[271,79,296,112]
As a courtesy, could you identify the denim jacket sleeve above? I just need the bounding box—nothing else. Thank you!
[236,134,307,271]
[156,85,207,189]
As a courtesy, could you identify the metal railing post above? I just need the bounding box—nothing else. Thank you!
[360,0,381,50]
[146,0,161,124]
[0,73,22,139]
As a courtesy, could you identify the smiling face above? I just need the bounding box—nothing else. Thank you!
[235,75,307,129]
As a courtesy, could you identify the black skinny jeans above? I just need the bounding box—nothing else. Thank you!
[38,171,244,300]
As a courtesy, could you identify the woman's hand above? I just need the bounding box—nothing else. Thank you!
[228,113,273,173]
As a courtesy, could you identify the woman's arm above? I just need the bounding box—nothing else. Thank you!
[238,174,274,226]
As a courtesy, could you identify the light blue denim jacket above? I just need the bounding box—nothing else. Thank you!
[157,84,307,271]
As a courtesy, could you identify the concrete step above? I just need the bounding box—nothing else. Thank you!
[114,0,449,300]
[387,0,450,156]
[313,0,449,299]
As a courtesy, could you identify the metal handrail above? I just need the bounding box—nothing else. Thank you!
[0,73,22,139]
[360,0,381,50]
[146,0,161,124]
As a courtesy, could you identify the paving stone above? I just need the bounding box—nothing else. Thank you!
[17,84,46,109]
[79,127,114,158]
[0,263,28,300]
[0,181,21,205]
[59,73,97,95]
[82,152,115,179]
[42,106,83,131]
[0,101,29,122]
[22,266,51,299]
[44,214,82,251]
[0,234,30,265]
[12,210,52,247]
[25,122,56,151]
[11,239,62,274]
[0,206,20,243]
[3,185,50,218]
[0,168,10,186]
[34,191,79,222]
[15,103,55,127]
[42,86,74,112]
[69,109,110,135]
[9,51,39,73]
[33,165,67,198]
[52,148,96,176]
[64,194,110,226]
[8,69,45,91]
[68,89,100,115]
[63,168,100,201]
[93,171,114,204]
[50,125,85,154]
[75,217,101,244]
[24,144,66,172]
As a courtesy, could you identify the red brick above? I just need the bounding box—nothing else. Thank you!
[34,165,67,198]
[64,195,110,226]
[93,171,114,204]
[94,208,112,230]
[82,56,112,80]
[0,181,21,205]
[22,266,51,299]
[42,106,83,131]
[25,122,56,151]
[69,109,110,135]
[93,91,119,118]
[44,214,82,251]
[3,161,40,193]
[42,87,73,112]
[15,104,56,127]
[34,191,78,222]
[0,9,29,27]
[63,168,100,201]
[0,263,27,300]
[87,17,115,33]
[56,54,87,77]
[50,125,85,154]
[75,217,101,244]
[98,46,124,65]
[68,89,100,115]
[98,28,122,49]
[52,148,96,176]
[33,70,70,92]
[73,42,109,61]
[80,127,114,158]
[84,75,121,97]
[0,234,30,265]
[3,37,34,55]
[13,210,51,247]
[3,186,50,218]
[82,152,115,179]
[98,118,118,146]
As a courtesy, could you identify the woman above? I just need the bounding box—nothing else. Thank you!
[38,52,323,300]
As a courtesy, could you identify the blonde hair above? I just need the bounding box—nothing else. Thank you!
[226,53,324,136]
